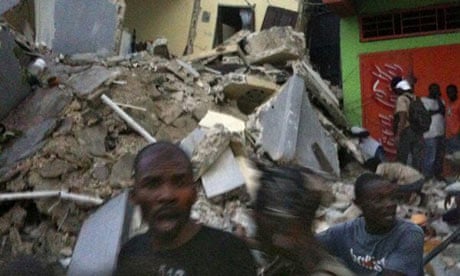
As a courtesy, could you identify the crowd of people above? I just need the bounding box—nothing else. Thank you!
[391,77,460,180]
[111,142,428,275]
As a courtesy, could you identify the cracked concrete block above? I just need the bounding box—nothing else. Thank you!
[201,148,246,198]
[67,66,121,98]
[249,75,340,176]
[250,75,304,161]
[295,90,340,176]
[68,191,132,276]
[222,73,279,100]
[243,26,305,65]
[0,27,31,120]
[180,128,206,158]
[199,110,246,133]
[53,0,121,55]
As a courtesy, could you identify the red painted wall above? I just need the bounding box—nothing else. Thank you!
[359,44,460,156]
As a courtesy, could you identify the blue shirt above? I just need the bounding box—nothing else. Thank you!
[317,217,424,276]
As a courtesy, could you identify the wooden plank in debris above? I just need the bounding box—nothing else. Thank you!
[181,44,240,62]
[222,73,280,100]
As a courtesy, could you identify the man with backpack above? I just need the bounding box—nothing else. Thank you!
[392,79,429,172]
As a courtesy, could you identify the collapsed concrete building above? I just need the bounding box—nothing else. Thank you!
[0,1,459,275]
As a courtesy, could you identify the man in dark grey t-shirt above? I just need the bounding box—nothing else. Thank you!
[317,173,424,276]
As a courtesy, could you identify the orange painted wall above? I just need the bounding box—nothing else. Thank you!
[359,44,460,156]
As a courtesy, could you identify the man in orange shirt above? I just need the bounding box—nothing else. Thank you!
[445,85,460,154]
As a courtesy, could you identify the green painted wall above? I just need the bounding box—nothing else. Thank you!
[341,0,460,125]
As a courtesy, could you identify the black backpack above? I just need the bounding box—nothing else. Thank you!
[408,96,432,134]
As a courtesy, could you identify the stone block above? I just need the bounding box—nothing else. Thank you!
[243,26,305,65]
[249,75,340,176]
[201,148,246,198]
[68,191,133,276]
[222,73,279,101]
[67,66,121,98]
[199,110,246,133]
[180,128,206,158]
[250,75,303,161]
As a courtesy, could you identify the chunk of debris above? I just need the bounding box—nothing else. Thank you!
[248,75,340,176]
[201,148,246,199]
[67,66,121,98]
[199,110,246,133]
[243,26,305,65]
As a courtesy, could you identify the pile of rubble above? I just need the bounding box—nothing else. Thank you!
[0,23,458,275]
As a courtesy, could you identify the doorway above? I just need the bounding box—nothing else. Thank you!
[214,5,254,47]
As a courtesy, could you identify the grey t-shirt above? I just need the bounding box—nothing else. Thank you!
[316,217,424,276]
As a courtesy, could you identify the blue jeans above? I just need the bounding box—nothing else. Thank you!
[422,136,445,178]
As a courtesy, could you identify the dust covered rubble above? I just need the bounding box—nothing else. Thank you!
[0,25,457,273]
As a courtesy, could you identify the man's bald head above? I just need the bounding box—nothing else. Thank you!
[133,142,192,180]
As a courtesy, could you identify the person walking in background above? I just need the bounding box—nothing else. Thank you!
[445,84,460,154]
[421,83,445,180]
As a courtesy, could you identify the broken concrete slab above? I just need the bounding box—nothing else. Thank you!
[248,75,303,161]
[182,44,241,63]
[248,75,340,176]
[52,0,123,55]
[0,0,19,15]
[180,128,206,158]
[222,73,279,100]
[67,66,121,98]
[295,89,340,176]
[243,26,305,65]
[68,191,132,276]
[0,118,58,168]
[297,60,348,128]
[2,87,73,132]
[191,125,231,180]
[0,26,31,120]
[201,148,246,198]
[199,110,246,133]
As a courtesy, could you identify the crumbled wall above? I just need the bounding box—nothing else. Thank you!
[0,26,31,120]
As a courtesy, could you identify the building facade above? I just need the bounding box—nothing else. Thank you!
[324,0,460,154]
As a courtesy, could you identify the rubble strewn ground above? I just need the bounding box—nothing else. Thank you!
[0,25,459,275]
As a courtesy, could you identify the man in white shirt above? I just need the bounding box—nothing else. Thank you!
[420,83,445,180]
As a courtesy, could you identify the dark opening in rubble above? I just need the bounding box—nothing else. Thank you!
[214,6,254,47]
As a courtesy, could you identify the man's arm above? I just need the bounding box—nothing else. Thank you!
[395,111,408,141]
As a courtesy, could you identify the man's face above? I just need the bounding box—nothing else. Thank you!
[132,153,196,240]
[356,181,398,231]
